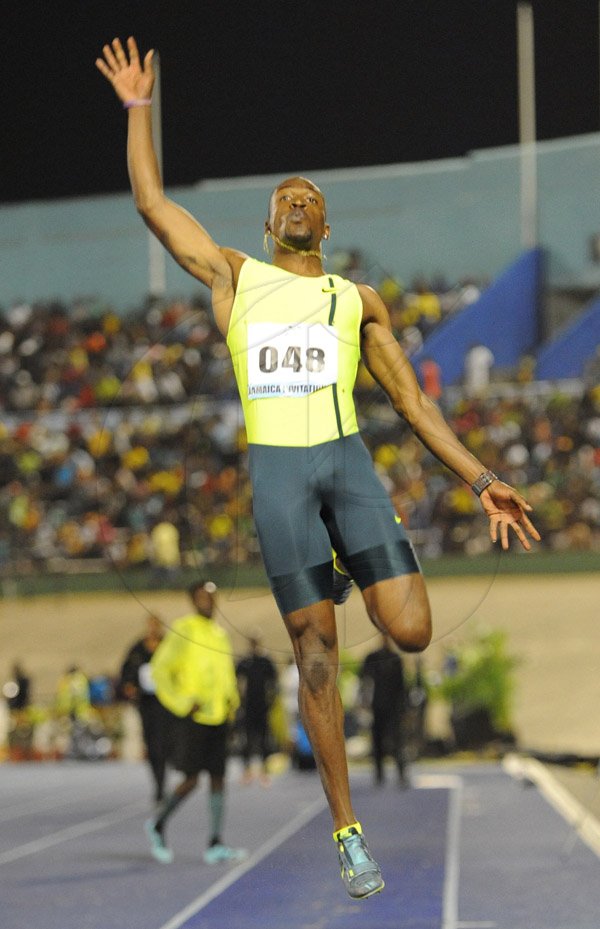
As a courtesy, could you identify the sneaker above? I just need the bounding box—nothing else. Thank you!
[203,843,248,865]
[144,818,174,864]
[335,825,384,899]
[332,552,353,605]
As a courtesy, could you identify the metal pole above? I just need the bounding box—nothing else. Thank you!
[517,2,538,249]
[148,51,167,297]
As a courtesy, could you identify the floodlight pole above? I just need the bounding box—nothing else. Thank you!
[517,2,538,250]
[148,51,167,297]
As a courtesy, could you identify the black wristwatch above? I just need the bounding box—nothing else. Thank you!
[471,470,499,497]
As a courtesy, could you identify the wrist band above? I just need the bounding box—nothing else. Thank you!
[471,470,498,496]
[123,98,152,109]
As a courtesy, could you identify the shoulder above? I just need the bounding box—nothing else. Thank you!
[356,283,391,328]
[220,247,251,288]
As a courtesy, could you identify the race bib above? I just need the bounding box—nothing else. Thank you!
[247,322,338,399]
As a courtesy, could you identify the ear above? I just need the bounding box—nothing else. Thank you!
[264,220,271,234]
[323,223,331,240]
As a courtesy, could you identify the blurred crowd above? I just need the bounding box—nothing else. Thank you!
[0,251,598,576]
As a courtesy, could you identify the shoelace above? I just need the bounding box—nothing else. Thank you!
[341,834,373,868]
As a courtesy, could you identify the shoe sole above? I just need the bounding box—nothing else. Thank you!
[351,879,385,900]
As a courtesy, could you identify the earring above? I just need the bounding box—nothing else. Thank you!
[263,231,271,255]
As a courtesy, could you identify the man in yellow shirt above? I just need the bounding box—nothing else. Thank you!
[145,580,246,865]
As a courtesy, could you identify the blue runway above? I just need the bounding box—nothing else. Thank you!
[1,759,599,929]
[169,783,450,929]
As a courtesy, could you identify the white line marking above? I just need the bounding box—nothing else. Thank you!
[156,796,328,929]
[0,800,147,865]
[456,923,497,928]
[0,784,139,824]
[503,754,600,858]
[439,776,464,929]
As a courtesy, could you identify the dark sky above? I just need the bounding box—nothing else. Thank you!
[2,0,599,203]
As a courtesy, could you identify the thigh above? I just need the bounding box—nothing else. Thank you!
[362,573,432,652]
[249,444,334,614]
[321,434,421,587]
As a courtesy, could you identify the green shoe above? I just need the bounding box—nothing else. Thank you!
[332,552,353,605]
[145,818,174,864]
[203,843,248,865]
[334,825,384,899]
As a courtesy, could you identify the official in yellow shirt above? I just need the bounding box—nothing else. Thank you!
[144,581,246,866]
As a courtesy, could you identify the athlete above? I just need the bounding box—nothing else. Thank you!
[97,37,541,899]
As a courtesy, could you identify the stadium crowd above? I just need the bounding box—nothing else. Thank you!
[0,254,598,576]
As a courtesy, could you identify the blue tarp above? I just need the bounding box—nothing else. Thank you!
[412,248,543,386]
[535,295,600,379]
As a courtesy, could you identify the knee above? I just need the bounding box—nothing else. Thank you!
[393,615,432,653]
[298,651,336,695]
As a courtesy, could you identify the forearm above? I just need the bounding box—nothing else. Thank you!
[397,393,487,486]
[126,107,163,214]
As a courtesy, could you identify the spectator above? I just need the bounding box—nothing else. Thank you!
[360,635,410,787]
[119,613,174,804]
[149,512,181,587]
[236,633,278,786]
[463,343,495,397]
[3,661,31,711]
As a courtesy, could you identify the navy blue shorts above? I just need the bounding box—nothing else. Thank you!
[248,433,420,614]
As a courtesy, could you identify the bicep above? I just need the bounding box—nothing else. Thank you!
[142,196,232,287]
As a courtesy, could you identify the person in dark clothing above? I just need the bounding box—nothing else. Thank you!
[236,635,278,786]
[5,662,31,711]
[360,635,409,787]
[119,613,174,804]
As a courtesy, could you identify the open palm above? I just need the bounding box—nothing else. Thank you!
[95,36,154,104]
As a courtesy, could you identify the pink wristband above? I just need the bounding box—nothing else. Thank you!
[123,98,152,109]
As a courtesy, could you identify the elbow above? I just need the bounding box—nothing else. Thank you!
[134,192,163,221]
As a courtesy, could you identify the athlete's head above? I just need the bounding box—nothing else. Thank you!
[189,579,216,617]
[266,176,330,253]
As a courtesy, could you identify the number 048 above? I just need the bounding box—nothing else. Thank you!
[258,345,326,374]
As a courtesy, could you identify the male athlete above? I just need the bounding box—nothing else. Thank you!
[97,37,540,899]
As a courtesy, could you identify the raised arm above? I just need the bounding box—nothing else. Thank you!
[95,37,242,335]
[358,284,541,551]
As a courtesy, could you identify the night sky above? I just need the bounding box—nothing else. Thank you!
[2,0,599,203]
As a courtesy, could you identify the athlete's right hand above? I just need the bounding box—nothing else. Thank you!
[95,36,154,105]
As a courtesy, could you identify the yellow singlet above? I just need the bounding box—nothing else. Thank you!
[226,258,363,447]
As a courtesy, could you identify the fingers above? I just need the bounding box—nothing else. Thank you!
[112,37,128,66]
[127,36,140,61]
[101,41,120,73]
[519,512,541,542]
[97,37,137,77]
[489,513,534,551]
[95,57,112,79]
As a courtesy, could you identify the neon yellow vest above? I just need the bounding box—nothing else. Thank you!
[226,258,362,447]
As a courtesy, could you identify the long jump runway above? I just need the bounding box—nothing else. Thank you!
[1,759,599,929]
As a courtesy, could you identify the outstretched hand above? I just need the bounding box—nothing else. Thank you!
[479,481,541,551]
[95,36,154,104]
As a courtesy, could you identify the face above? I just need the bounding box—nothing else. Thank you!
[191,585,214,617]
[266,177,330,249]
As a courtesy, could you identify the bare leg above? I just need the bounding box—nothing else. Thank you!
[361,573,432,652]
[283,599,356,831]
